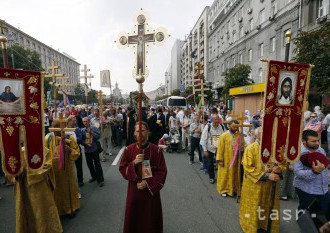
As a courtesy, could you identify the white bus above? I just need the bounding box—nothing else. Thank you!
[156,96,187,108]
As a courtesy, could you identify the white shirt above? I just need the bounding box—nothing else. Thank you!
[200,124,224,153]
[169,116,179,129]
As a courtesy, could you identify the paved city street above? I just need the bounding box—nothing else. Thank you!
[0,146,301,233]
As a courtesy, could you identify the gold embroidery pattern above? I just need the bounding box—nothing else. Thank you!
[30,102,39,110]
[282,117,288,127]
[271,65,278,74]
[27,76,37,84]
[8,156,18,172]
[277,146,285,162]
[4,72,10,77]
[29,116,39,124]
[6,126,14,136]
[0,117,4,125]
[265,106,273,114]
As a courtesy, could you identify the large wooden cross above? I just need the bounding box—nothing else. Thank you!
[96,90,106,111]
[79,64,93,104]
[228,111,253,202]
[57,76,76,106]
[45,61,64,115]
[48,112,76,213]
[193,62,209,107]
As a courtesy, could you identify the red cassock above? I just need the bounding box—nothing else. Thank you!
[119,143,167,233]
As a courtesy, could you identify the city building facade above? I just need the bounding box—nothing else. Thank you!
[207,0,300,111]
[165,64,172,95]
[170,39,185,93]
[1,19,80,94]
[181,7,210,89]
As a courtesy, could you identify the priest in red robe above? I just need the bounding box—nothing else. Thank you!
[119,121,167,233]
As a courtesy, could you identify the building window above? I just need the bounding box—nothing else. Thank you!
[239,27,244,38]
[271,1,277,16]
[259,43,264,57]
[258,68,263,83]
[233,31,237,42]
[283,29,291,47]
[249,18,254,31]
[233,55,236,66]
[248,49,253,61]
[239,53,243,64]
[271,37,276,52]
[259,9,265,24]
[319,0,329,17]
[222,63,225,72]
[238,7,243,19]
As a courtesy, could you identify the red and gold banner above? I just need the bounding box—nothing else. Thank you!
[0,68,45,176]
[261,60,312,164]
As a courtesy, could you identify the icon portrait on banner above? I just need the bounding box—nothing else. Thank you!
[100,70,110,88]
[0,79,25,115]
[276,71,297,105]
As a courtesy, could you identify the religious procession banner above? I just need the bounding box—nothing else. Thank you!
[0,68,45,176]
[261,60,312,164]
[100,70,111,88]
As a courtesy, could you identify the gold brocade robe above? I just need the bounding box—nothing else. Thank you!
[239,142,280,233]
[216,131,244,196]
[15,147,63,233]
[46,133,80,216]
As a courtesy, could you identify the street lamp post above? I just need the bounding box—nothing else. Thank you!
[284,30,292,62]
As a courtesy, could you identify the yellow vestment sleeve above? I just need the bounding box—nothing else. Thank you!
[242,143,264,184]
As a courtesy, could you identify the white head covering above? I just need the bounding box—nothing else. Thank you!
[304,110,312,119]
[314,106,321,112]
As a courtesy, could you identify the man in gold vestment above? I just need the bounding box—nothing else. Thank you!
[15,145,63,233]
[239,128,283,233]
[46,122,80,216]
[216,120,245,197]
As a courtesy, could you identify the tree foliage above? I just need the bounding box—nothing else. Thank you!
[293,22,330,95]
[0,44,51,95]
[222,64,253,95]
[171,89,180,96]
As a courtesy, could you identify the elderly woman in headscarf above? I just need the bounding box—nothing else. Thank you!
[304,112,323,139]
[303,110,312,127]
[158,134,169,151]
[314,106,325,122]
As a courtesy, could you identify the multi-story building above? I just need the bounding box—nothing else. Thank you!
[207,0,300,102]
[300,0,330,109]
[1,19,80,94]
[165,64,172,95]
[181,7,210,89]
[170,39,185,93]
[301,0,330,32]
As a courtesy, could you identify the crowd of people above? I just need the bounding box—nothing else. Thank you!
[0,101,330,232]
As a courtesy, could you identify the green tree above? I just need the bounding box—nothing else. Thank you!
[171,89,180,96]
[293,22,330,95]
[222,64,253,95]
[0,44,51,95]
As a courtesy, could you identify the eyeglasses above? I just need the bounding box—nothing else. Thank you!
[310,116,317,118]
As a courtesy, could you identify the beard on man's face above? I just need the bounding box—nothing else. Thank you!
[306,142,319,150]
